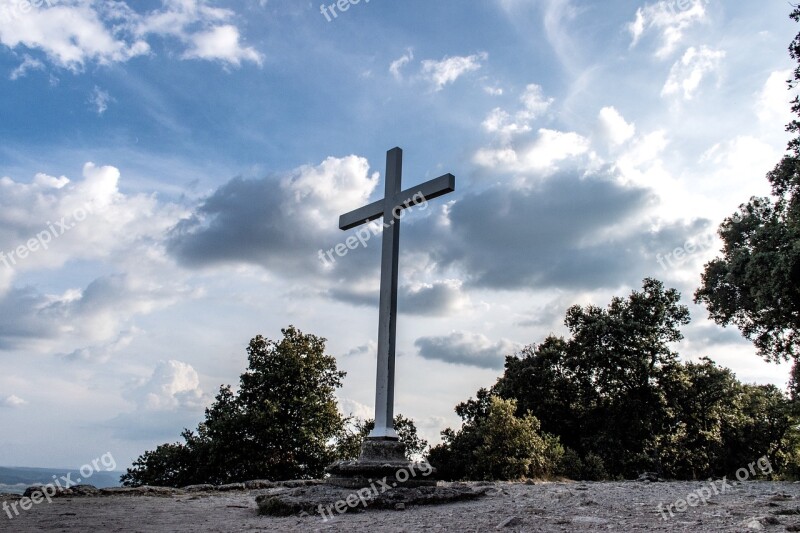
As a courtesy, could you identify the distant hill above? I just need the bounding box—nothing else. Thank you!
[0,466,122,494]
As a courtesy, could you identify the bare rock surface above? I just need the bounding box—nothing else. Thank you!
[256,483,488,517]
[2,480,800,531]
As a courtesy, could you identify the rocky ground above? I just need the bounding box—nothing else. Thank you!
[3,480,800,532]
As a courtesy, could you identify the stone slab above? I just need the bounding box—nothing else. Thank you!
[256,483,490,518]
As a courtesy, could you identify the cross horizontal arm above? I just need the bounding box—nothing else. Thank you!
[339,199,384,231]
[338,173,455,231]
[397,173,455,210]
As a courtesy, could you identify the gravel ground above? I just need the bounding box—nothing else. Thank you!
[3,480,800,532]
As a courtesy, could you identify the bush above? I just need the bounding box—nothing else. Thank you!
[428,396,563,481]
[557,448,584,480]
[582,453,609,481]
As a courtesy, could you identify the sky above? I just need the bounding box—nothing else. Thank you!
[0,0,796,470]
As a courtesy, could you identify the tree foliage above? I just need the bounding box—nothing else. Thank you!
[428,396,563,481]
[435,280,800,481]
[494,279,689,478]
[694,9,800,362]
[122,326,347,487]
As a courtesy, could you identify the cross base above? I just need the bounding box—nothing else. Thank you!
[325,437,438,489]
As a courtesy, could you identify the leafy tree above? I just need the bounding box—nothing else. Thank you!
[695,8,800,363]
[428,396,563,481]
[495,279,689,478]
[476,280,800,480]
[335,414,428,461]
[122,326,346,486]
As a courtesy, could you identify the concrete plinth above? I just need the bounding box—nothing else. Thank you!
[325,437,437,489]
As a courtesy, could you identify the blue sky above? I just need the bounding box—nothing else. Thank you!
[0,0,796,469]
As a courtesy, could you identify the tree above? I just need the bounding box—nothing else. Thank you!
[335,414,428,461]
[428,396,563,481]
[495,279,689,478]
[695,8,800,363]
[122,326,346,486]
[483,280,800,480]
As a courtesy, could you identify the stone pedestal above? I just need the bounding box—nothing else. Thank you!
[325,437,437,489]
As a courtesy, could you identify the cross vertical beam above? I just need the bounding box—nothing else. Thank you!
[373,147,402,438]
[339,147,455,440]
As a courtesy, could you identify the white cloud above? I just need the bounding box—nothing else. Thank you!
[0,0,262,72]
[518,83,554,120]
[757,69,794,125]
[628,0,708,58]
[475,128,590,175]
[129,360,205,411]
[103,359,209,440]
[482,108,531,137]
[60,328,138,363]
[420,52,488,91]
[598,106,636,146]
[9,54,44,80]
[662,46,725,100]
[182,25,262,66]
[338,397,372,420]
[701,135,778,184]
[481,84,553,140]
[0,162,193,354]
[0,162,185,280]
[89,86,112,115]
[389,48,414,80]
[0,394,27,408]
[0,2,149,71]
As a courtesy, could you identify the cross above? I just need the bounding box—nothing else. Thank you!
[339,147,455,439]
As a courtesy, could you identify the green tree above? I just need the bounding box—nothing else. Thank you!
[695,8,800,363]
[486,280,799,480]
[496,279,689,478]
[335,414,428,461]
[122,326,346,486]
[428,396,563,481]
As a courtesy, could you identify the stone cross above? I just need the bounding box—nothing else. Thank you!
[339,147,455,439]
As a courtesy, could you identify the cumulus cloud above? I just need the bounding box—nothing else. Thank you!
[0,274,192,355]
[0,162,191,354]
[182,24,262,66]
[0,0,262,73]
[628,0,707,58]
[474,128,590,175]
[0,162,184,281]
[598,106,636,146]
[130,360,206,411]
[426,169,679,290]
[482,84,553,140]
[104,360,208,440]
[167,155,378,275]
[518,84,554,121]
[338,397,372,419]
[0,394,27,408]
[421,52,488,91]
[757,69,794,125]
[415,331,520,369]
[698,135,779,206]
[662,46,725,100]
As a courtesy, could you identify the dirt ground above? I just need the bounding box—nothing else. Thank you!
[2,480,800,532]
